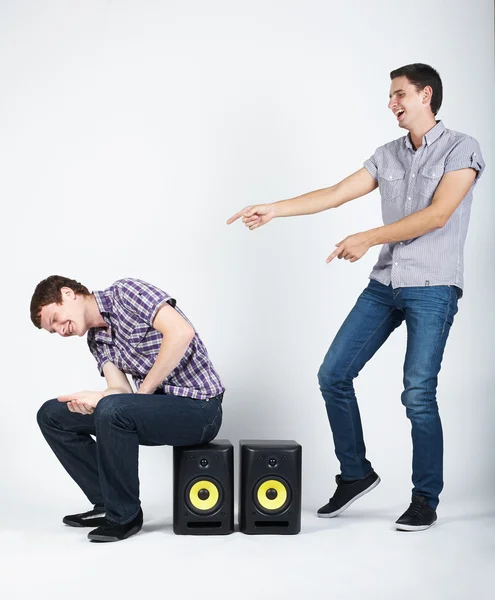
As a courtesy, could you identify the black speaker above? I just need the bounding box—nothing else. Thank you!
[239,440,302,535]
[173,439,234,535]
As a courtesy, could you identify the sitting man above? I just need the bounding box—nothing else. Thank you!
[32,276,224,542]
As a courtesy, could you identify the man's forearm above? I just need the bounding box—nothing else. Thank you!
[272,185,343,218]
[101,387,132,397]
[367,206,444,247]
[138,332,194,394]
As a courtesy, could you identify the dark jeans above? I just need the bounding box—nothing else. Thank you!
[318,279,459,509]
[37,391,223,524]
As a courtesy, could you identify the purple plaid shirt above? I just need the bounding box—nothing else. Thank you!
[87,278,225,400]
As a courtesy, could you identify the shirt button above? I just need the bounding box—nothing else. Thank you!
[412,174,415,177]
[400,242,404,245]
[408,197,411,200]
[395,262,398,265]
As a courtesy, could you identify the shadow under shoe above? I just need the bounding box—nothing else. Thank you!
[317,471,381,518]
[88,507,143,542]
[63,505,107,528]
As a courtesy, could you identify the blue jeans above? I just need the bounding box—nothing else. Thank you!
[37,391,223,524]
[317,279,459,509]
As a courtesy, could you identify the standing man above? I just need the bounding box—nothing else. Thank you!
[32,276,224,542]
[227,64,485,531]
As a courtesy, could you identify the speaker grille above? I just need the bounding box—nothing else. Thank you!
[254,477,291,514]
[186,477,222,515]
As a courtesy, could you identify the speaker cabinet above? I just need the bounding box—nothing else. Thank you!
[173,439,234,535]
[239,440,302,535]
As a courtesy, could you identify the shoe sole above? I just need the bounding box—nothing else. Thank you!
[88,525,142,542]
[395,521,436,532]
[317,476,381,518]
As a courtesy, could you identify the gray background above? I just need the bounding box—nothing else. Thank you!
[0,1,493,598]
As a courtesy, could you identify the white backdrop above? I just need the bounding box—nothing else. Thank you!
[1,0,493,521]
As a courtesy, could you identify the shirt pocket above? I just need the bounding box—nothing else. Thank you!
[420,163,444,198]
[379,169,405,201]
[128,324,161,356]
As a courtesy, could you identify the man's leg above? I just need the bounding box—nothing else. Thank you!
[395,285,458,530]
[37,399,103,506]
[318,280,404,479]
[93,392,223,525]
[317,280,404,516]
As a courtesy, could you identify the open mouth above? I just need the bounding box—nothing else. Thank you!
[396,109,405,121]
[68,321,73,335]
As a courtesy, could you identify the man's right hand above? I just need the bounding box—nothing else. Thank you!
[58,390,103,415]
[226,204,276,230]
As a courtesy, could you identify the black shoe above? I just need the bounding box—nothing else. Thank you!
[395,495,437,531]
[87,508,143,542]
[317,471,381,518]
[63,505,107,528]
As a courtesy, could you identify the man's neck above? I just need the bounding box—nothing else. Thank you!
[86,295,108,329]
[407,116,438,150]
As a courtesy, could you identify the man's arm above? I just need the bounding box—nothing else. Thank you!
[367,168,477,246]
[227,168,378,229]
[137,303,195,395]
[328,168,478,263]
[101,362,133,396]
[57,363,133,415]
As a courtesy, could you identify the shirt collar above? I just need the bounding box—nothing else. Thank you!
[93,289,112,315]
[91,290,113,340]
[405,120,446,150]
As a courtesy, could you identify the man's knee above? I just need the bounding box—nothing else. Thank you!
[317,353,349,393]
[94,394,130,424]
[36,398,62,429]
[401,387,438,418]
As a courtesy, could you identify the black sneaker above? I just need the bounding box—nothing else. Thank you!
[63,505,107,528]
[395,495,437,531]
[317,471,381,518]
[87,508,143,542]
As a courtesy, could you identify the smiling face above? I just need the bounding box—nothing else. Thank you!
[39,287,90,337]
[388,76,433,130]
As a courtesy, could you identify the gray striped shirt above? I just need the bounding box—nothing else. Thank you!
[363,121,485,293]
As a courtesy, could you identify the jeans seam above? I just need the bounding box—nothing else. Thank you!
[440,287,454,337]
[198,405,221,445]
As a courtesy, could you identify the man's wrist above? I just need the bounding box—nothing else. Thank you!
[366,227,383,247]
[137,385,152,395]
[271,202,283,218]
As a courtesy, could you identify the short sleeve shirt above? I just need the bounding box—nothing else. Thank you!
[363,121,485,292]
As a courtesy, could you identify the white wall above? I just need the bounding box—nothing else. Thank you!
[1,0,493,516]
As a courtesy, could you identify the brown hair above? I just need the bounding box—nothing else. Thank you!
[390,63,443,116]
[30,275,91,329]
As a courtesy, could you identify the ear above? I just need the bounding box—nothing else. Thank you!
[60,286,76,300]
[422,85,433,104]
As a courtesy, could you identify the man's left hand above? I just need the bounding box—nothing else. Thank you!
[327,232,374,264]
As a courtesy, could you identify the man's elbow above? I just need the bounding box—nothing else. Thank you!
[164,324,195,346]
[183,324,195,345]
[431,211,451,229]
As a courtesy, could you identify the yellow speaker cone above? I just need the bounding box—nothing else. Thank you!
[189,480,220,511]
[256,479,288,511]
